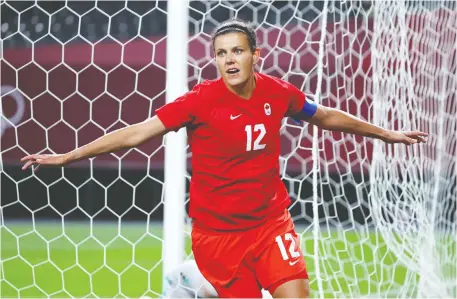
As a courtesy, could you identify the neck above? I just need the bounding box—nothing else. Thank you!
[227,72,256,100]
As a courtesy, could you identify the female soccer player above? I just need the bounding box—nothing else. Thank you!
[22,19,427,298]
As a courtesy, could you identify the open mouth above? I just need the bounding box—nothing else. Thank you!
[226,68,240,74]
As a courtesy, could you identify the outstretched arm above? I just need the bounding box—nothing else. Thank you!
[21,116,168,170]
[292,97,428,145]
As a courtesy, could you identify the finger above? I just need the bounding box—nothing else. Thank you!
[21,155,36,162]
[22,160,35,170]
[417,131,429,137]
[408,131,429,137]
[22,154,49,162]
[411,134,427,143]
[405,137,417,145]
[415,136,427,143]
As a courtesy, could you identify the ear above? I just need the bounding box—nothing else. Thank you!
[252,48,260,65]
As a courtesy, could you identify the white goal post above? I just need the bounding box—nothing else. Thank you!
[162,0,188,287]
[0,0,455,298]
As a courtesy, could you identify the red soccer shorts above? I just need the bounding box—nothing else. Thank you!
[191,209,308,298]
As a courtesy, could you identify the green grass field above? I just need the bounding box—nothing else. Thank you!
[1,221,455,298]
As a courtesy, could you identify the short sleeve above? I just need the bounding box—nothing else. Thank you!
[155,85,204,132]
[284,81,306,117]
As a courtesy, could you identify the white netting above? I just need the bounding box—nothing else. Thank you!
[370,1,456,297]
[1,0,456,298]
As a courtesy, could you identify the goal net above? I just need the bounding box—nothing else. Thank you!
[1,0,455,298]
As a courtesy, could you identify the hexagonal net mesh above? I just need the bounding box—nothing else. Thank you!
[0,0,456,298]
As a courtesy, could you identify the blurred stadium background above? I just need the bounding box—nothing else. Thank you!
[1,0,455,298]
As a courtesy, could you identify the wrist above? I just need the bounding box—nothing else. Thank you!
[378,129,392,140]
[63,152,75,164]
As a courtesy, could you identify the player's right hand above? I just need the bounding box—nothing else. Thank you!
[21,154,69,171]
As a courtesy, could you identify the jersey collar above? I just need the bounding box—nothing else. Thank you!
[219,72,265,103]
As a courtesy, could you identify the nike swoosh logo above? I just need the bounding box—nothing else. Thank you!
[230,114,242,120]
[289,259,299,266]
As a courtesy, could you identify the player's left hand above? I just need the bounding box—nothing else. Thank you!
[380,130,428,145]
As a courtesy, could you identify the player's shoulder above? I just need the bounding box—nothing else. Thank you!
[256,73,298,93]
[181,78,224,108]
[190,78,224,96]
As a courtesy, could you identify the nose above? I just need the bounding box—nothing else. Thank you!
[225,52,235,64]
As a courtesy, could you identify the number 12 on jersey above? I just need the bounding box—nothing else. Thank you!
[275,233,301,261]
[245,124,266,151]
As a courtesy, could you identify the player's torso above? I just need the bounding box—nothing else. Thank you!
[187,86,291,207]
[186,77,293,230]
[190,93,288,166]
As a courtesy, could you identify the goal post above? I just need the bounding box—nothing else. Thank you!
[0,1,455,298]
[162,0,188,288]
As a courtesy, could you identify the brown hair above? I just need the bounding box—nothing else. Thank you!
[212,18,257,52]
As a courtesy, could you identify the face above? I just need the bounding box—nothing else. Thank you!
[214,32,260,88]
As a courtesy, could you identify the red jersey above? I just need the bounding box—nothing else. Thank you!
[155,73,306,231]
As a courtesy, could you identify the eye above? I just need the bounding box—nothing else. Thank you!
[217,51,225,57]
[235,49,242,55]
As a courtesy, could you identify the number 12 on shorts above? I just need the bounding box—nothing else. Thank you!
[275,233,301,261]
